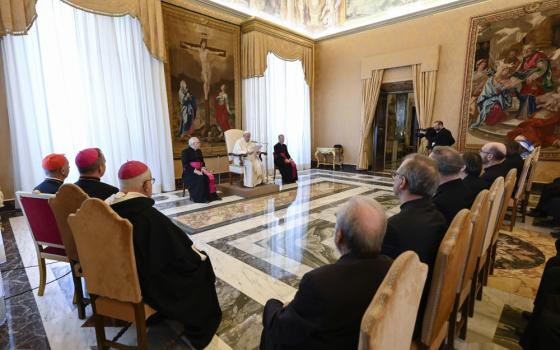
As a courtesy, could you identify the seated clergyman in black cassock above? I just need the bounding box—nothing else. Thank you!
[259,196,393,350]
[107,161,222,349]
[381,153,448,337]
[74,148,118,200]
[34,153,70,194]
[181,137,220,203]
[273,134,298,184]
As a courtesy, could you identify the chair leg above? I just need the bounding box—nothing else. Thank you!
[447,298,459,350]
[489,243,497,276]
[459,297,469,340]
[92,296,109,350]
[182,184,186,197]
[38,257,47,296]
[229,172,233,185]
[521,198,528,223]
[72,271,87,320]
[134,303,148,350]
[510,200,518,231]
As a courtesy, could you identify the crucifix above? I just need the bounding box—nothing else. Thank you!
[180,33,226,136]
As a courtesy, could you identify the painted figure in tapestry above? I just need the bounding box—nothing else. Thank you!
[214,84,231,135]
[465,8,560,154]
[177,80,197,137]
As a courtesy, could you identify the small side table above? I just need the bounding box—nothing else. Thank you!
[315,147,343,170]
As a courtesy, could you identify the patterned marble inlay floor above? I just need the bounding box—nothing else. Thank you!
[1,169,553,350]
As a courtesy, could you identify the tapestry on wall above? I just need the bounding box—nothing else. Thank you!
[163,4,241,157]
[459,1,560,160]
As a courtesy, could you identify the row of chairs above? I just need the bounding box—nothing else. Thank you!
[359,166,520,349]
[15,159,527,349]
[17,185,153,349]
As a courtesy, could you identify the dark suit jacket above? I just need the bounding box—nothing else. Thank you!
[504,154,524,192]
[433,179,471,223]
[463,175,487,207]
[75,176,119,200]
[33,178,63,194]
[380,197,448,337]
[261,253,393,350]
[480,162,508,189]
[434,128,455,147]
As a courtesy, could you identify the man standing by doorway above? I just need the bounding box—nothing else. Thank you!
[422,120,455,152]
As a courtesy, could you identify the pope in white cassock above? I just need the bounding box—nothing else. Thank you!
[232,131,266,187]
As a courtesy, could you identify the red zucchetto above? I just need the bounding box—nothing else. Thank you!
[75,148,99,168]
[118,161,149,180]
[42,153,67,171]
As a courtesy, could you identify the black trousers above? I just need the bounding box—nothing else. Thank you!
[535,178,560,212]
[260,299,284,350]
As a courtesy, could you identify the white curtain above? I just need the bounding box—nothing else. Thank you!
[1,0,174,193]
[243,52,311,172]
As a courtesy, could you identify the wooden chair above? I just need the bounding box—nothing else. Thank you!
[68,198,156,350]
[520,146,541,223]
[447,190,489,346]
[471,177,504,311]
[488,168,517,277]
[17,191,68,296]
[224,129,246,185]
[358,251,428,350]
[412,209,472,350]
[48,184,89,319]
[508,154,533,230]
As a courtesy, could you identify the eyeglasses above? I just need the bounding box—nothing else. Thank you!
[391,171,403,179]
[144,178,156,184]
[479,149,490,155]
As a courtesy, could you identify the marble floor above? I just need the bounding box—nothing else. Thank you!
[0,169,554,350]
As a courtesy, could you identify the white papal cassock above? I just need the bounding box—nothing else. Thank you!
[232,137,265,187]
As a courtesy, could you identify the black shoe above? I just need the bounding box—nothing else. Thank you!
[528,209,547,218]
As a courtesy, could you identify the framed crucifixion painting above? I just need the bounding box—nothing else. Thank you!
[459,1,560,160]
[163,3,241,157]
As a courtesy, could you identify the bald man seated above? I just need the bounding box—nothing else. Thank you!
[34,153,70,194]
[259,196,393,350]
[479,142,508,189]
[107,161,222,349]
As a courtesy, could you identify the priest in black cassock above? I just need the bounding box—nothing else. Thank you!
[107,161,222,349]
[34,153,69,194]
[181,137,220,203]
[74,148,118,200]
[273,134,298,184]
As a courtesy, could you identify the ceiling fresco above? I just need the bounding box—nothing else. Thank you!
[207,0,476,38]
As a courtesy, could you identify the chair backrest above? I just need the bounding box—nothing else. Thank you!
[420,209,472,345]
[224,129,244,158]
[482,177,504,253]
[68,198,142,303]
[17,191,64,248]
[513,154,533,200]
[459,190,490,293]
[495,169,517,235]
[526,146,541,193]
[358,251,428,350]
[48,184,89,262]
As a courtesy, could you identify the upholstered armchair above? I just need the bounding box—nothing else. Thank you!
[48,184,89,319]
[68,198,155,350]
[358,251,428,350]
[224,129,268,186]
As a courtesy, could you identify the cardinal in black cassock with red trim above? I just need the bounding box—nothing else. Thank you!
[274,134,298,185]
[107,161,222,349]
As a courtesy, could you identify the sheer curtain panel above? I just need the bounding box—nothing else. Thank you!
[1,0,174,193]
[243,53,311,172]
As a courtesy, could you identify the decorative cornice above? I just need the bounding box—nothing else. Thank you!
[162,0,249,25]
[241,17,314,48]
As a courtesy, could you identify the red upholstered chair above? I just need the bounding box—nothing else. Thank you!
[16,191,68,296]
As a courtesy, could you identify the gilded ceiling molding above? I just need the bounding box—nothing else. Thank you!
[162,0,249,25]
